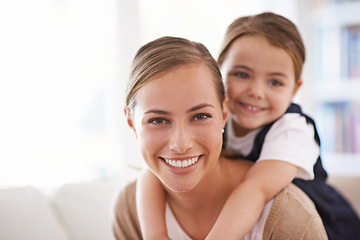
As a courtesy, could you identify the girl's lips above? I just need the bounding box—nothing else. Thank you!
[238,102,266,113]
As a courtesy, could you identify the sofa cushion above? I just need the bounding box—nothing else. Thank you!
[327,176,360,216]
[51,179,121,240]
[0,186,69,240]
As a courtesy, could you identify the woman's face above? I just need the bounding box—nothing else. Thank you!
[125,64,228,192]
[221,35,302,136]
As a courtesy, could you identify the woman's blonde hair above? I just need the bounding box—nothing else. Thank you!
[218,12,305,82]
[126,36,224,109]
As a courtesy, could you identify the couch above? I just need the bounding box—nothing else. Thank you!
[0,176,128,240]
[0,173,359,240]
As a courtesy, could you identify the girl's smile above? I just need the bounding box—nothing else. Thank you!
[221,35,302,137]
[238,102,267,113]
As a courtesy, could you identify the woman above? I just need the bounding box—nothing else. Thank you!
[112,36,327,239]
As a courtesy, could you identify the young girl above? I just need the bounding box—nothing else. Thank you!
[137,12,360,240]
[215,12,360,240]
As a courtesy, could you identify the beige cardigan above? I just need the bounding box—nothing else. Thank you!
[113,181,328,240]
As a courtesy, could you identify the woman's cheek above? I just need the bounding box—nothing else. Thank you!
[138,128,163,159]
[197,125,223,150]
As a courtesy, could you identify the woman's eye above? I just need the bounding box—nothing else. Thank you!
[192,113,211,121]
[269,79,282,87]
[148,118,169,125]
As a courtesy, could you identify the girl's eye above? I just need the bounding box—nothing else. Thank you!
[234,72,250,79]
[269,79,282,87]
[148,117,169,125]
[192,113,211,121]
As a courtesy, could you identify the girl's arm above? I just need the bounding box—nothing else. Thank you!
[205,160,299,240]
[136,169,170,240]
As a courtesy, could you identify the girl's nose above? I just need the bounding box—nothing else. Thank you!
[247,80,265,99]
[169,124,192,154]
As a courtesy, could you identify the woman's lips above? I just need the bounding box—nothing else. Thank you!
[159,155,202,175]
[161,156,200,168]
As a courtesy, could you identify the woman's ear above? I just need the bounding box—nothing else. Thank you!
[124,107,137,137]
[221,98,229,128]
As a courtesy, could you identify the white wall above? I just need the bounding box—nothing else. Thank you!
[0,0,303,189]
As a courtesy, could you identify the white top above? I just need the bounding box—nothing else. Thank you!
[226,113,319,180]
[165,199,274,240]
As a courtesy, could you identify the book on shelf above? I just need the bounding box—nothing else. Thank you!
[317,103,360,154]
[311,0,360,10]
[334,0,360,4]
[342,25,360,79]
[315,26,341,81]
[350,105,360,152]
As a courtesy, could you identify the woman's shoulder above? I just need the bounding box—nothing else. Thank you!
[112,181,142,240]
[263,183,328,239]
[222,157,253,184]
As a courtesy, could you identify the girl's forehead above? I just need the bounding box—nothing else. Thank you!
[225,36,294,75]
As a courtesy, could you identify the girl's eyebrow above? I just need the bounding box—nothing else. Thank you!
[269,72,288,78]
[234,64,289,78]
[144,103,215,115]
[233,64,252,70]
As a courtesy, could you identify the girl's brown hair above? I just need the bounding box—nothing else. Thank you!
[217,12,305,82]
[126,36,224,109]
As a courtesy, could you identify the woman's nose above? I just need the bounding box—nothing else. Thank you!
[169,125,192,154]
[247,80,265,99]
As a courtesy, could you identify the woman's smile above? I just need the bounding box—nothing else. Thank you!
[162,155,200,168]
[160,155,203,175]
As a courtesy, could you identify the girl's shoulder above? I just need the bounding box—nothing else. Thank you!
[269,113,313,137]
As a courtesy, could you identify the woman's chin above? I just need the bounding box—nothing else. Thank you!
[159,175,199,193]
[155,156,204,193]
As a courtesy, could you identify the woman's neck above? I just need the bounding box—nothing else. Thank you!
[166,157,250,239]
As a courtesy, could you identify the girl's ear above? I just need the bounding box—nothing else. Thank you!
[124,107,137,137]
[292,78,303,97]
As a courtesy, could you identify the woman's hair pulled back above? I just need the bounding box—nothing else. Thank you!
[126,36,224,109]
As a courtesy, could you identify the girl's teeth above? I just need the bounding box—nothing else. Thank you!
[164,157,199,168]
[245,104,262,110]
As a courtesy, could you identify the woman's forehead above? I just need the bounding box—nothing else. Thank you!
[134,64,220,112]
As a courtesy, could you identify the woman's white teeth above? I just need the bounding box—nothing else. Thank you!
[164,157,199,168]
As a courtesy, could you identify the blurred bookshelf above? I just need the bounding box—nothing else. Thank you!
[301,0,360,176]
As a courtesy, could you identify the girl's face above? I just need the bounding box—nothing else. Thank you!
[221,35,302,136]
[125,64,228,192]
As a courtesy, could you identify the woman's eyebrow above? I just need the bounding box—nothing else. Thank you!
[144,103,214,115]
[188,103,215,113]
[144,109,169,115]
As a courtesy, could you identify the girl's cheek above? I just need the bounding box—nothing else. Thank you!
[227,80,244,95]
